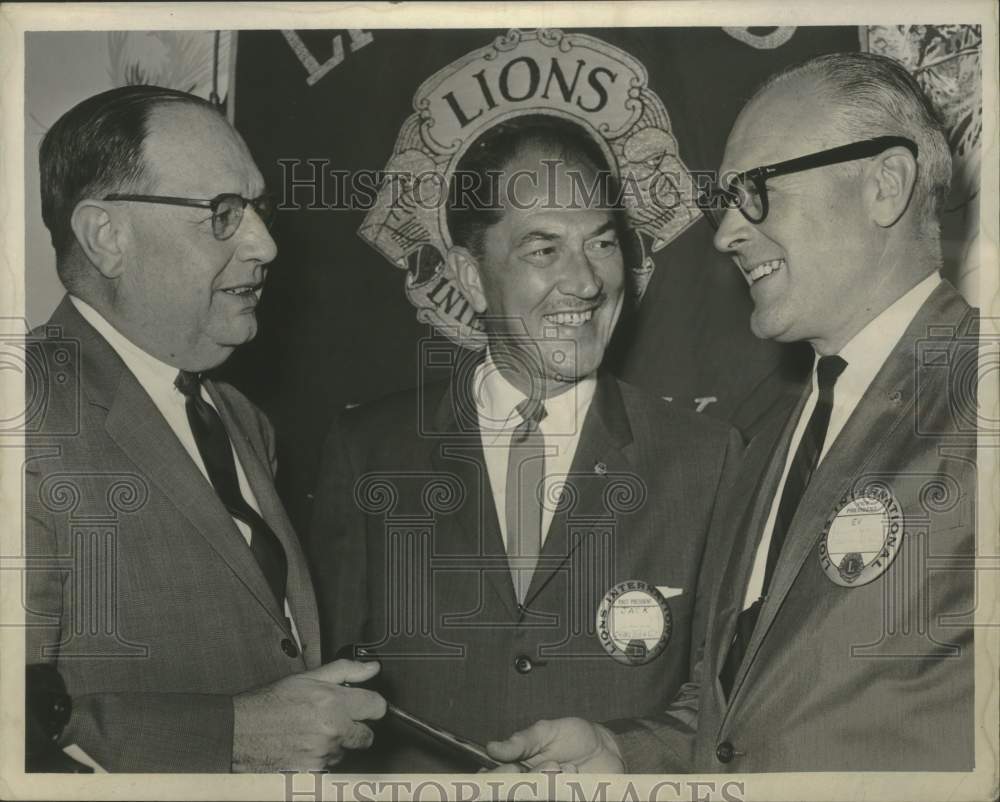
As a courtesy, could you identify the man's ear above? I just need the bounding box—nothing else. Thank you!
[449,246,488,313]
[865,147,918,228]
[70,200,126,278]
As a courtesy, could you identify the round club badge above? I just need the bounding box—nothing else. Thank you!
[596,580,671,665]
[819,488,904,586]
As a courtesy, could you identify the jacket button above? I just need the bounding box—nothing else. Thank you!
[716,741,735,763]
[513,655,533,674]
[281,638,299,658]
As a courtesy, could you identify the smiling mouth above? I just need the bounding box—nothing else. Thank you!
[746,259,785,284]
[543,308,597,327]
[220,283,262,299]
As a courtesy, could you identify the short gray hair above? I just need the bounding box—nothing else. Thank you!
[755,51,951,245]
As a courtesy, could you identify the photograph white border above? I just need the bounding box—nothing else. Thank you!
[1,3,996,800]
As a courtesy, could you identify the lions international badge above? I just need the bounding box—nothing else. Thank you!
[359,28,701,348]
[819,486,904,587]
[596,580,672,666]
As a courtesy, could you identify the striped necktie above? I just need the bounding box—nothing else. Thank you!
[175,370,288,611]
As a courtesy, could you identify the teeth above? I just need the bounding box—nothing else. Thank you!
[222,286,259,296]
[546,310,594,326]
[748,259,784,282]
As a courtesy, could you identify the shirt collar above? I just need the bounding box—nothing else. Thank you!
[824,271,941,401]
[69,295,186,400]
[475,349,597,437]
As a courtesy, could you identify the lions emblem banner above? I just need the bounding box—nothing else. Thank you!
[226,25,864,525]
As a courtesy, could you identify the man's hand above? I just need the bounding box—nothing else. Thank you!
[486,718,625,773]
[232,659,386,772]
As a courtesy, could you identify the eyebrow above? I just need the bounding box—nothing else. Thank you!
[515,220,617,247]
[588,220,617,238]
[516,230,561,246]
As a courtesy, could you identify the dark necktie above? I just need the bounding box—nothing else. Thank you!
[719,354,848,698]
[175,370,288,611]
[505,398,547,606]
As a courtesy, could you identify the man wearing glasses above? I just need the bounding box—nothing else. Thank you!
[24,85,385,772]
[488,51,977,772]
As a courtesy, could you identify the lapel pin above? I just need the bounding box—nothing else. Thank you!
[593,462,608,476]
[596,580,672,666]
[888,390,903,404]
[819,490,903,587]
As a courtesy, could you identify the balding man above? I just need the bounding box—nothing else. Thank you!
[488,51,977,773]
[24,86,385,772]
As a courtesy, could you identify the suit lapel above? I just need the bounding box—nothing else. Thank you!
[523,372,634,608]
[728,283,973,705]
[104,384,287,628]
[710,386,810,703]
[427,364,634,618]
[54,297,292,632]
[430,356,519,619]
[209,382,320,656]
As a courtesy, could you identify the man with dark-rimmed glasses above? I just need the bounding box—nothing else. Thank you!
[489,51,977,773]
[697,135,918,231]
[25,85,386,772]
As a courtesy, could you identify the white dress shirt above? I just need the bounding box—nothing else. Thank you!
[70,296,301,644]
[740,273,941,609]
[475,351,597,548]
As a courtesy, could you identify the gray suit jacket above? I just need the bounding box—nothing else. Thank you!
[23,296,321,772]
[307,355,743,771]
[608,280,978,772]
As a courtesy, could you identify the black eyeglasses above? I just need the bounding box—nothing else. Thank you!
[697,136,918,230]
[102,192,275,240]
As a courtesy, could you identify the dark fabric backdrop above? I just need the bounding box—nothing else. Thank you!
[222,27,859,529]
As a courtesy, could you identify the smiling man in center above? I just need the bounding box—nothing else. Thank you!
[307,115,743,772]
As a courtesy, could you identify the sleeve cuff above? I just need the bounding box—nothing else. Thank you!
[601,718,691,774]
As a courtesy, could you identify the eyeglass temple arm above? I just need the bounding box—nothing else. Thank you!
[753,136,919,182]
[102,194,215,209]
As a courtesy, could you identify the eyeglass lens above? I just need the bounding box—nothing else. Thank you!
[212,194,275,240]
[730,176,765,223]
[698,175,766,230]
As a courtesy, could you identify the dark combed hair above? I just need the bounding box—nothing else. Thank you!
[445,114,623,258]
[40,84,219,265]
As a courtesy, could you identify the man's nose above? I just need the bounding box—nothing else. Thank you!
[237,206,278,264]
[712,207,752,255]
[558,247,604,298]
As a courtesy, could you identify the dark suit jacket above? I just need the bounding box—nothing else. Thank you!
[23,296,321,772]
[609,280,978,772]
[307,356,743,771]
